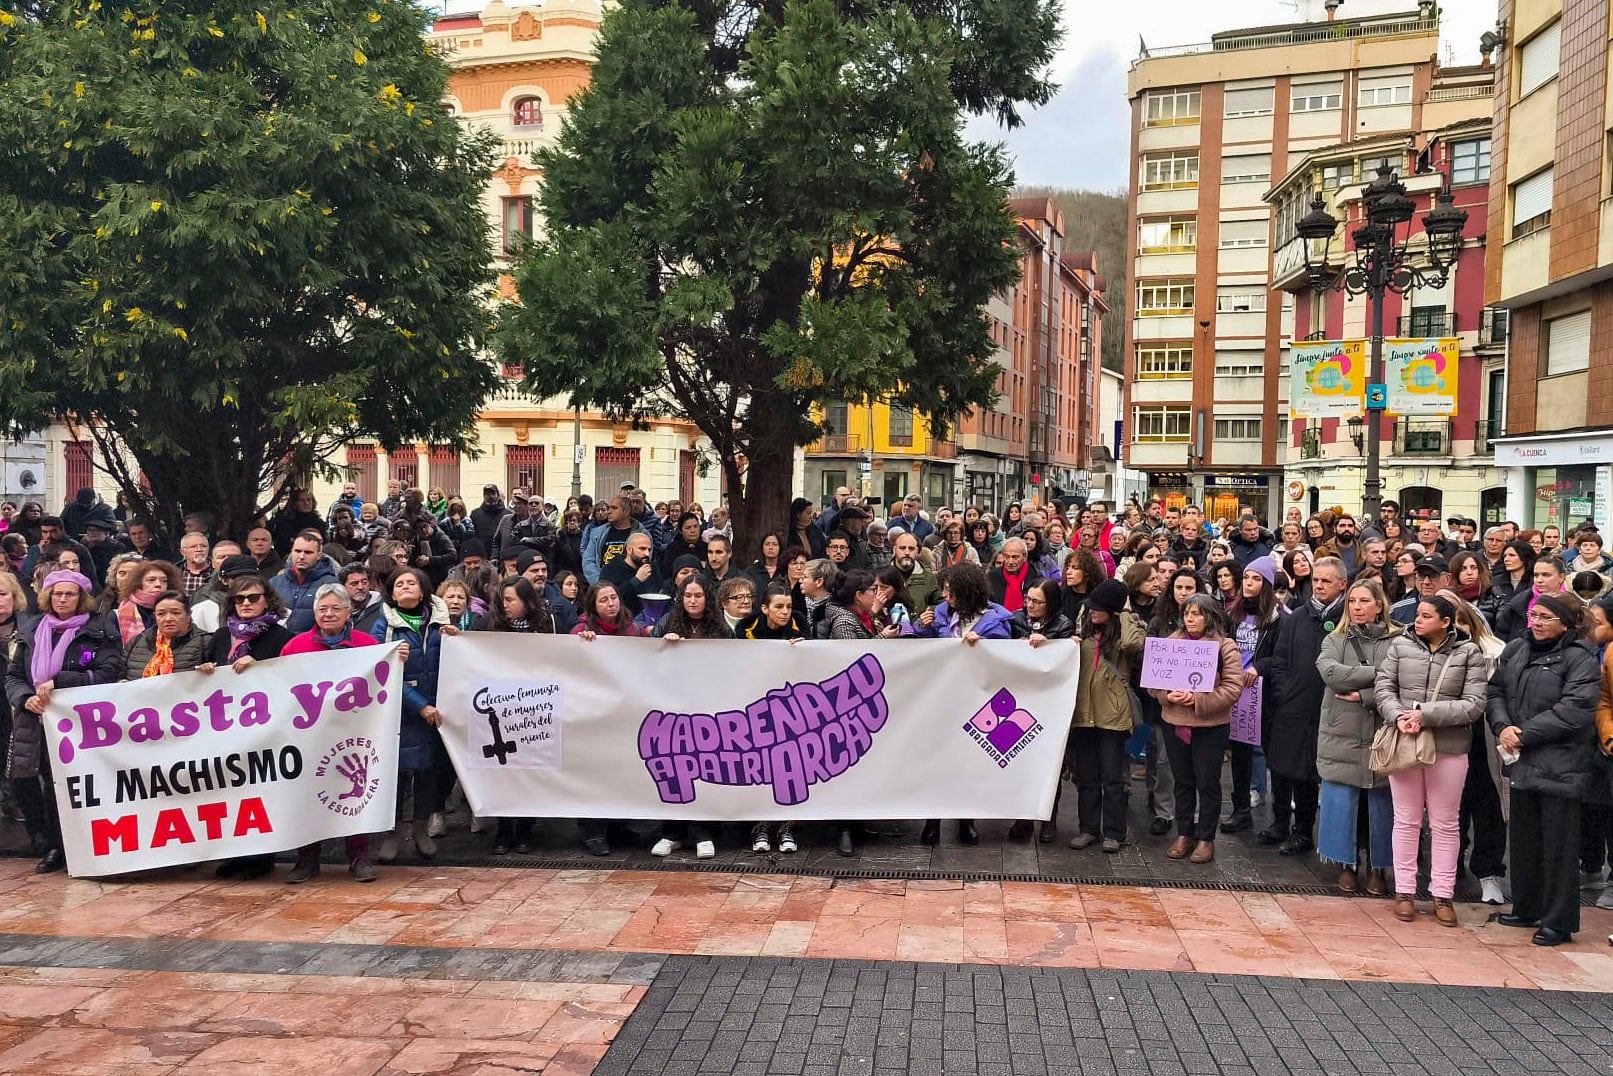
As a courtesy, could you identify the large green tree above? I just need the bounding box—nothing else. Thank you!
[0,0,498,538]
[497,0,1060,554]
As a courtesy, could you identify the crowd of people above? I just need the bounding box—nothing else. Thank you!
[2,485,1611,947]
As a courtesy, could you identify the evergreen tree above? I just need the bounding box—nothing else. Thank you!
[0,0,498,537]
[498,0,1061,553]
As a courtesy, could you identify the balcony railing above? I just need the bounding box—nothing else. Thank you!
[1397,311,1455,337]
[1134,14,1433,67]
[1474,419,1501,454]
[930,440,958,460]
[1300,429,1323,459]
[1302,330,1327,341]
[1479,308,1510,347]
[499,137,543,163]
[816,433,864,455]
[1394,418,1450,456]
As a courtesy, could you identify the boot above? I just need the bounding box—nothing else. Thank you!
[377,822,405,864]
[1433,898,1458,928]
[412,818,438,858]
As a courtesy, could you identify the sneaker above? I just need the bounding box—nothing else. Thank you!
[350,859,378,883]
[468,815,486,834]
[752,834,771,854]
[1101,838,1121,854]
[650,838,680,857]
[583,836,612,857]
[1597,886,1613,911]
[1479,876,1506,905]
[778,826,798,854]
[427,812,447,838]
[286,860,320,885]
[1068,833,1098,850]
[1250,791,1263,809]
[695,840,716,859]
[1580,868,1607,890]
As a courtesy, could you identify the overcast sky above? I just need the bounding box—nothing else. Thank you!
[972,0,1496,191]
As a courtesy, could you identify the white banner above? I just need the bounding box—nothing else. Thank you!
[436,635,1080,821]
[44,645,403,877]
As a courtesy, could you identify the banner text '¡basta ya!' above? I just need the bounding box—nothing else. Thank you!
[637,655,888,806]
[54,673,383,766]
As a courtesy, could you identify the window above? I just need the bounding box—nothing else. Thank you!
[1358,82,1412,107]
[1545,310,1591,375]
[1221,154,1272,184]
[882,472,908,507]
[1292,81,1342,111]
[1512,168,1553,238]
[1213,418,1262,441]
[1223,86,1274,117]
[1361,154,1401,181]
[1138,217,1196,253]
[428,446,460,498]
[389,449,420,491]
[512,96,543,128]
[1145,89,1200,127]
[1219,219,1268,248]
[1450,139,1491,185]
[593,447,640,501]
[1321,162,1353,189]
[507,446,544,498]
[888,405,914,447]
[1140,152,1199,191]
[1136,279,1194,315]
[1134,406,1192,443]
[1215,286,1266,313]
[501,196,533,253]
[1517,20,1561,99]
[346,444,379,503]
[1137,346,1193,379]
[1215,352,1265,378]
[823,401,849,437]
[64,441,93,497]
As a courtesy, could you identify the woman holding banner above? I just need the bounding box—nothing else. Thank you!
[121,591,213,680]
[376,567,456,864]
[5,570,123,873]
[649,574,730,859]
[1150,594,1244,865]
[573,581,649,856]
[1315,579,1399,896]
[485,576,553,855]
[1222,557,1280,837]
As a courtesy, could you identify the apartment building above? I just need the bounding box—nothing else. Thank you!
[306,0,720,509]
[1125,1,1442,523]
[1487,0,1613,530]
[1268,64,1506,524]
[805,199,1107,512]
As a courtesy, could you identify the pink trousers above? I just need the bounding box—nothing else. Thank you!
[1388,752,1468,899]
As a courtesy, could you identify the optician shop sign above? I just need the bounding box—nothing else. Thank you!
[1493,436,1613,468]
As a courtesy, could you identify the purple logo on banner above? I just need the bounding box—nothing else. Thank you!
[637,655,888,806]
[961,688,1043,769]
[313,736,383,817]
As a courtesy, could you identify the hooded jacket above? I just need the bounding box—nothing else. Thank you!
[1073,611,1146,733]
[1487,632,1604,802]
[1315,622,1400,788]
[913,602,1015,641]
[1374,627,1489,757]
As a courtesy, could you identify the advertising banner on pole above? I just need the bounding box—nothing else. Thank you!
[1288,339,1366,419]
[435,635,1081,822]
[1384,338,1459,416]
[44,646,403,878]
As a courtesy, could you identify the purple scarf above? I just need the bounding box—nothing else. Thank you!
[226,613,278,661]
[31,613,90,686]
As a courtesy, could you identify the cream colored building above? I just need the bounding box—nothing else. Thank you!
[1124,2,1444,522]
[311,0,722,512]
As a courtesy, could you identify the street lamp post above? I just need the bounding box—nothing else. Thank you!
[1294,167,1468,519]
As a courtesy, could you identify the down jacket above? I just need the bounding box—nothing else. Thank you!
[1373,628,1488,757]
[5,616,124,778]
[1315,623,1401,789]
[1073,612,1146,733]
[122,628,215,679]
[1486,633,1604,802]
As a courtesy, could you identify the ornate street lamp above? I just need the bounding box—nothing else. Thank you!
[1294,166,1469,518]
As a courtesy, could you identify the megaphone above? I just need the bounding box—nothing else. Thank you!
[637,592,671,626]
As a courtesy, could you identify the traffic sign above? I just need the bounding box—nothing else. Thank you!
[1365,383,1387,410]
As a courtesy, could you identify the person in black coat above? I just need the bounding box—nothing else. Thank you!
[1259,555,1347,854]
[4,570,123,872]
[268,489,328,556]
[1486,593,1604,946]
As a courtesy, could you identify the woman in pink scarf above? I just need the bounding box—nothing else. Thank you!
[108,560,181,647]
[4,570,122,873]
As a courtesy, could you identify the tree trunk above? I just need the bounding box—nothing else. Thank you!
[727,393,799,562]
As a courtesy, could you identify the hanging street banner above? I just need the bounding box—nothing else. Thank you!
[1385,338,1460,416]
[1289,339,1366,419]
[435,635,1081,822]
[44,645,403,878]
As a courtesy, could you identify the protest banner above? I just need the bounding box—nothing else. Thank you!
[1139,637,1223,692]
[1230,677,1262,746]
[435,635,1081,822]
[43,645,403,878]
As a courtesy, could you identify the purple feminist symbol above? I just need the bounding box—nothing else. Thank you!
[968,688,1032,754]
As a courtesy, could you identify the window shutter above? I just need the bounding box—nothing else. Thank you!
[1546,311,1591,375]
[1512,169,1553,226]
[1518,21,1561,97]
[1224,87,1273,115]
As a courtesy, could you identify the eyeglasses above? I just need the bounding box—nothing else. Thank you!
[724,595,753,605]
[232,593,266,606]
[1527,612,1560,624]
